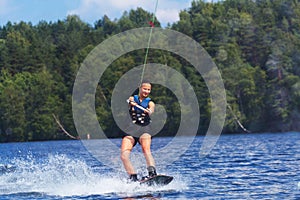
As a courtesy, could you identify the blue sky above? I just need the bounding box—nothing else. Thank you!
[0,0,219,27]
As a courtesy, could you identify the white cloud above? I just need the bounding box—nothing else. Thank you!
[0,0,19,25]
[0,0,11,15]
[156,9,180,25]
[67,0,193,25]
[109,0,153,10]
[155,0,191,25]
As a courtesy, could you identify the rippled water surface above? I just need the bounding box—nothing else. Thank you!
[0,132,299,199]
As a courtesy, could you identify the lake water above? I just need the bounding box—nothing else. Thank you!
[0,132,299,199]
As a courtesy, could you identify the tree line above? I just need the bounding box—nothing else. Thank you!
[0,0,300,142]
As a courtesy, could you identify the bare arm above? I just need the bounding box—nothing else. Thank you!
[146,101,155,115]
[127,97,154,115]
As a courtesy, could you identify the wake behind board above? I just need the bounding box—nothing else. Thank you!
[139,175,173,186]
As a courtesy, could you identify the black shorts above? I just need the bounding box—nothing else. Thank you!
[122,134,140,147]
[122,122,152,147]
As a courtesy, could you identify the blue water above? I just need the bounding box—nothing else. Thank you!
[0,132,299,199]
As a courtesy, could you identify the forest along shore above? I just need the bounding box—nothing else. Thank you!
[1,0,300,142]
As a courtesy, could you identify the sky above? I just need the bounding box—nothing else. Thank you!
[0,0,219,27]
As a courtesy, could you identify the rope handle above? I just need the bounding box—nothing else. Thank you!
[126,99,152,114]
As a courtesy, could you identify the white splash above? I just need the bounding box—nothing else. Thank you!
[0,154,187,197]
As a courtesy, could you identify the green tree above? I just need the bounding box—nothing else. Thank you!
[5,31,31,73]
[0,70,26,142]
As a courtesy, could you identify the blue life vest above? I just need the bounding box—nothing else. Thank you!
[129,95,151,126]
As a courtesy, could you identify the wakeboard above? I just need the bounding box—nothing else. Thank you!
[139,175,173,186]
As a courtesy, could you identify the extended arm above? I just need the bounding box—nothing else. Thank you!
[126,98,154,115]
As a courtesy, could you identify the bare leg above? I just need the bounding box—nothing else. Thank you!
[139,133,156,168]
[120,136,136,175]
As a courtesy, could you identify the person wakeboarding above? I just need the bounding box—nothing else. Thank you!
[121,81,157,182]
